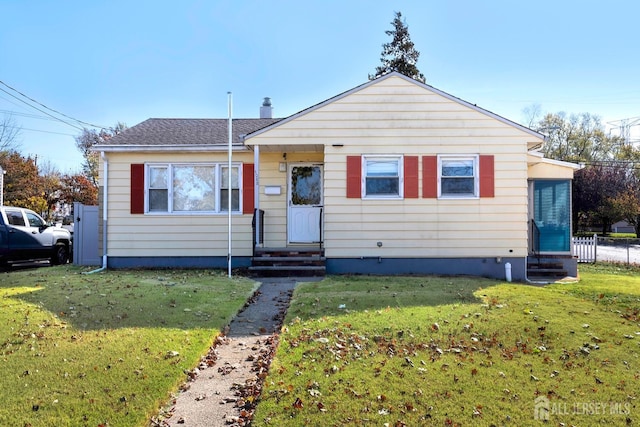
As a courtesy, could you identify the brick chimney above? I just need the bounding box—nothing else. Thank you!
[260,97,272,119]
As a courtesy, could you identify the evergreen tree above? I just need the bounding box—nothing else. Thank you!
[370,11,425,83]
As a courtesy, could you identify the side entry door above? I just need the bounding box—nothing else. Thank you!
[288,164,323,243]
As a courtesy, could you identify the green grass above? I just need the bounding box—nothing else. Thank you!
[0,265,257,426]
[253,266,640,426]
[609,233,637,238]
[575,232,637,238]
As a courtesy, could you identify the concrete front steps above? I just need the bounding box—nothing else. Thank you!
[249,247,326,277]
[527,256,570,283]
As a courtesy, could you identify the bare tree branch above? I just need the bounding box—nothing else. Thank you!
[0,113,21,152]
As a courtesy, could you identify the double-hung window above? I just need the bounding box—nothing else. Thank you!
[439,155,479,198]
[220,165,240,212]
[363,155,403,198]
[146,163,240,213]
[148,166,169,212]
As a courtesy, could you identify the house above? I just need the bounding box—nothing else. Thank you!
[611,221,636,234]
[92,72,580,281]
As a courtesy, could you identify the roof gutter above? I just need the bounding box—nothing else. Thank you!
[84,151,109,274]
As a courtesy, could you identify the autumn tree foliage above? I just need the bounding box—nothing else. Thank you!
[0,122,124,220]
[370,11,425,83]
[0,151,43,208]
[609,191,640,236]
[572,162,630,234]
[60,174,98,206]
[536,112,625,163]
[531,111,639,235]
[75,123,127,187]
[39,160,63,220]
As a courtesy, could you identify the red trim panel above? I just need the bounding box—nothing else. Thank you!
[243,163,255,214]
[346,156,361,198]
[479,155,495,198]
[130,163,145,214]
[422,156,438,198]
[404,156,419,198]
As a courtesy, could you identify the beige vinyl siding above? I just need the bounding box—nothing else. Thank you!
[100,152,254,258]
[250,75,536,259]
[256,153,287,247]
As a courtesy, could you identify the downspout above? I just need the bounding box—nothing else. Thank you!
[84,151,108,274]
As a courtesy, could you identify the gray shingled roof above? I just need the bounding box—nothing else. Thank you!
[101,118,282,146]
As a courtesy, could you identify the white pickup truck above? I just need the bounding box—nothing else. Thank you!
[0,206,72,267]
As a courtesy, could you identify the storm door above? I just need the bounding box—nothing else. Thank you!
[288,164,323,243]
[533,179,571,252]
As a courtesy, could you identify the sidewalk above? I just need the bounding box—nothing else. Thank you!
[157,277,318,427]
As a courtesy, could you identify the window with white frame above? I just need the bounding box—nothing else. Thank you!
[220,165,240,212]
[146,163,240,213]
[148,166,169,212]
[439,155,479,198]
[363,155,403,198]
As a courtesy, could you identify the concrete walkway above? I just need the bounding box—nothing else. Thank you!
[157,277,319,427]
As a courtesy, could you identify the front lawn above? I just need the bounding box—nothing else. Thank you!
[254,265,640,426]
[0,265,257,426]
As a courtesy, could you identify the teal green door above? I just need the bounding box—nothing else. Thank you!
[533,180,571,252]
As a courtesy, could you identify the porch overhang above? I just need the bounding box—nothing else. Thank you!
[527,151,582,180]
[245,142,324,153]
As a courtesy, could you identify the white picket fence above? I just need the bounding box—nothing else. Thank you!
[572,234,597,263]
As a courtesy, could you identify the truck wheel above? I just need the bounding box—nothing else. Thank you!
[51,244,69,265]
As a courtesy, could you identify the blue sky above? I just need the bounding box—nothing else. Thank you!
[2,0,639,172]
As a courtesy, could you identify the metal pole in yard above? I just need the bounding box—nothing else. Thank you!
[627,238,630,265]
[227,92,233,278]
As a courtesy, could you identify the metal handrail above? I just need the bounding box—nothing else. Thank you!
[252,209,264,257]
[319,207,323,251]
[531,219,541,262]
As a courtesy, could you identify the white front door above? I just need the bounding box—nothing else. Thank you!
[288,164,323,243]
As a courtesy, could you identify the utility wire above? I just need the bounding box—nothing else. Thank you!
[21,127,76,136]
[0,108,65,122]
[0,79,107,129]
[0,86,84,131]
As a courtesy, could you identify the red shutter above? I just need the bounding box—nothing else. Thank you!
[346,156,361,198]
[422,156,438,198]
[479,155,495,198]
[404,156,419,198]
[243,163,255,214]
[130,164,145,214]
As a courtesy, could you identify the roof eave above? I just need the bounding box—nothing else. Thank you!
[527,151,583,170]
[92,144,249,153]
